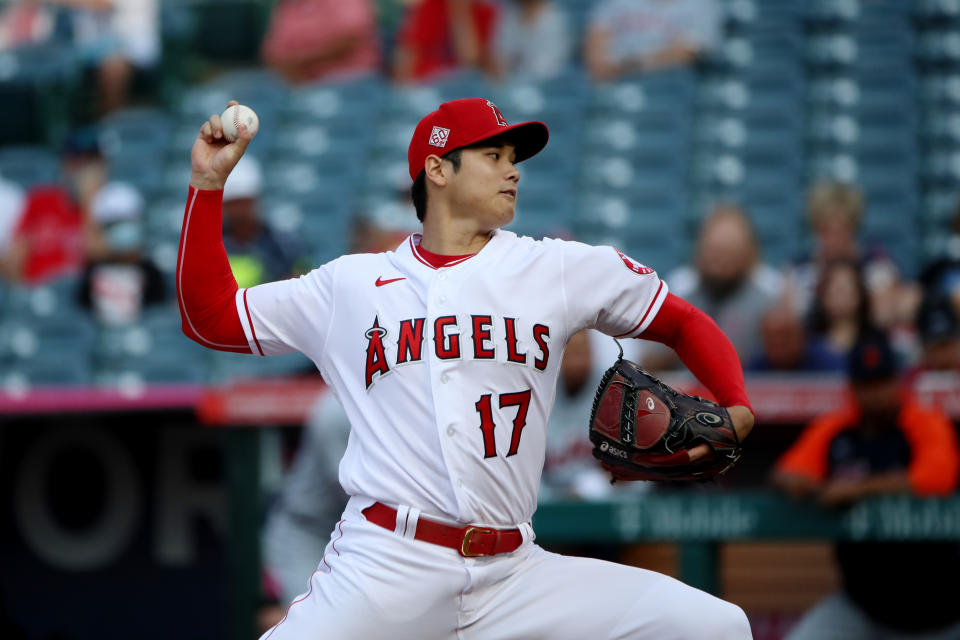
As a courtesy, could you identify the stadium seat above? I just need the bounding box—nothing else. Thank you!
[208,349,314,383]
[285,76,385,120]
[705,31,803,72]
[0,146,61,189]
[146,197,188,242]
[0,315,95,366]
[267,121,374,164]
[589,69,696,116]
[4,358,92,387]
[913,0,960,24]
[0,42,78,145]
[1,278,85,322]
[580,154,686,194]
[179,0,270,63]
[99,108,172,159]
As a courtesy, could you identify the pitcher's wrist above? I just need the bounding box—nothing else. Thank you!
[190,171,225,191]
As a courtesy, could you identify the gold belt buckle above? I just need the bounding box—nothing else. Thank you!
[460,526,496,557]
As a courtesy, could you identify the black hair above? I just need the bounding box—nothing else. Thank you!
[410,148,463,223]
[809,258,873,336]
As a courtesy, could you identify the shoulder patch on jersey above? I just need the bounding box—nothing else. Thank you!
[615,249,655,275]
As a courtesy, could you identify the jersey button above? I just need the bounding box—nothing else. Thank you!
[440,373,449,384]
[438,273,447,281]
[438,295,447,304]
[447,426,455,436]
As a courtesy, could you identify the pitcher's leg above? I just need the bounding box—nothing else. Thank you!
[260,518,466,640]
[463,545,751,640]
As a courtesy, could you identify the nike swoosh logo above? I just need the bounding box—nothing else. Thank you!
[375,276,406,287]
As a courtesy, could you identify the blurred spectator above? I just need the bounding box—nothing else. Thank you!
[584,0,721,82]
[0,0,53,50]
[807,259,873,373]
[393,0,499,83]
[260,0,380,85]
[2,185,85,284]
[0,131,105,284]
[54,0,160,114]
[748,304,840,372]
[490,0,571,81]
[0,176,26,280]
[643,205,781,371]
[772,331,960,639]
[918,201,960,322]
[221,156,308,288]
[259,390,351,633]
[911,294,960,375]
[76,182,165,325]
[541,330,647,501]
[62,126,108,214]
[786,181,919,332]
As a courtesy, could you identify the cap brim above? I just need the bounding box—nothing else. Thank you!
[462,121,549,164]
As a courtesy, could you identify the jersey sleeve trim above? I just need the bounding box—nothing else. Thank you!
[613,279,668,339]
[235,288,265,356]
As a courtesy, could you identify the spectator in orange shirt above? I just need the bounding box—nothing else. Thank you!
[261,0,380,85]
[393,0,498,83]
[772,331,960,639]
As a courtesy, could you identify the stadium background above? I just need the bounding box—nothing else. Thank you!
[1,0,959,639]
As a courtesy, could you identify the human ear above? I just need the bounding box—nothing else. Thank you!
[424,154,447,188]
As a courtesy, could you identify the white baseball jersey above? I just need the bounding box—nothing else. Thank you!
[235,230,667,527]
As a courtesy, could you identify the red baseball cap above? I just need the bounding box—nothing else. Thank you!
[407,98,549,181]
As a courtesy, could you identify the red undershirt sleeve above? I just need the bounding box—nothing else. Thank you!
[640,292,753,413]
[176,186,251,353]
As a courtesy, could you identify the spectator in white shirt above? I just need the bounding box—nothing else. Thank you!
[490,0,571,81]
[585,0,721,81]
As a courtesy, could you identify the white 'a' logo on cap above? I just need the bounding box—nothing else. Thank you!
[486,101,508,126]
[429,126,451,148]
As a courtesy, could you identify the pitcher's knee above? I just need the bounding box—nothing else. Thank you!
[672,596,751,639]
[716,601,752,639]
[614,589,752,639]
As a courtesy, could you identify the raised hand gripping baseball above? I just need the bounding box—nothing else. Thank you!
[190,100,256,191]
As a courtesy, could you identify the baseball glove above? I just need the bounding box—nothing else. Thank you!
[588,357,742,482]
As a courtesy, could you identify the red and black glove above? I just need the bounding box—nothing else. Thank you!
[589,358,742,482]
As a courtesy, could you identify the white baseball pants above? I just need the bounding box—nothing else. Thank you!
[259,497,752,640]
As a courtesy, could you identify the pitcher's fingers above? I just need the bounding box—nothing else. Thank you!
[227,99,239,107]
[210,113,223,139]
[233,125,253,152]
[200,120,215,142]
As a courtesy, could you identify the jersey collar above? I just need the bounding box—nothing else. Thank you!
[402,231,506,271]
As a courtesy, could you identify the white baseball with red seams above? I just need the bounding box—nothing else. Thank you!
[220,104,259,142]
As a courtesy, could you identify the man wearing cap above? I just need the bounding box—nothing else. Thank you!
[220,156,307,288]
[773,331,960,639]
[914,294,960,374]
[78,181,166,325]
[179,98,755,638]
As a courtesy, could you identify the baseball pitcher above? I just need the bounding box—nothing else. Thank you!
[179,98,756,639]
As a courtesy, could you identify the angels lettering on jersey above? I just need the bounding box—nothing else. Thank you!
[364,314,551,389]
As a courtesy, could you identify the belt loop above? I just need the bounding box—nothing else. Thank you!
[404,507,421,540]
[394,505,410,535]
[518,522,535,545]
